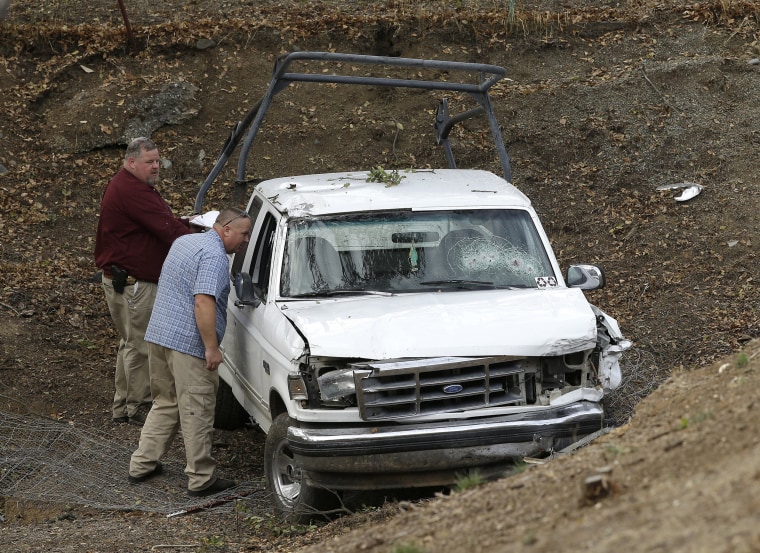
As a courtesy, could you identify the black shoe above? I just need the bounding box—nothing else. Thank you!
[128,462,163,484]
[128,404,151,426]
[188,477,236,497]
[112,415,129,424]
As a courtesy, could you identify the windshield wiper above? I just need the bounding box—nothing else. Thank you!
[420,279,495,289]
[287,289,393,298]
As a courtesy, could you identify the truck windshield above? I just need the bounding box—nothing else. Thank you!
[280,209,555,297]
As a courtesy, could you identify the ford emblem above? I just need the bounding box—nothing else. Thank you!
[443,384,464,394]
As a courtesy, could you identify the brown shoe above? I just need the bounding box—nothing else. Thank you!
[188,477,236,497]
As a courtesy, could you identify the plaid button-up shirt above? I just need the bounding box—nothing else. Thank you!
[146,230,230,359]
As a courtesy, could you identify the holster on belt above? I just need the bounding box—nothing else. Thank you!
[110,265,129,294]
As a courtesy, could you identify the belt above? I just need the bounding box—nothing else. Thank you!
[102,272,138,285]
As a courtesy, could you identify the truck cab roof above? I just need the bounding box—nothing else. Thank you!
[257,168,532,218]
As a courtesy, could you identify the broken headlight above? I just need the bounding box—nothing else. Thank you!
[317,368,357,400]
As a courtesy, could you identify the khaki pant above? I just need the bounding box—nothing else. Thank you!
[129,344,219,491]
[102,276,156,419]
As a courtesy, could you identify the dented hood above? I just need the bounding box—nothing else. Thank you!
[280,288,597,359]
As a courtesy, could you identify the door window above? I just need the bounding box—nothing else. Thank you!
[231,196,263,275]
[248,212,277,300]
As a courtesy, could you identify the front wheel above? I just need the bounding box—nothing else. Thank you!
[264,413,339,523]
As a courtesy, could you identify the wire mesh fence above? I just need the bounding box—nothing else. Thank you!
[604,346,668,427]
[0,404,269,517]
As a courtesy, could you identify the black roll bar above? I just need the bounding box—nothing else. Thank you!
[195,51,511,213]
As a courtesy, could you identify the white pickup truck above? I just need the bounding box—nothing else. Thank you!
[196,52,631,521]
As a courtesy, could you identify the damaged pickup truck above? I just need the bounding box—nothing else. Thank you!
[197,52,631,521]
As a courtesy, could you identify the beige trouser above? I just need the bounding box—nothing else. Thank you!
[102,276,156,418]
[129,343,220,491]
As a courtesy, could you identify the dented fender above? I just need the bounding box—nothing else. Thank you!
[591,304,632,391]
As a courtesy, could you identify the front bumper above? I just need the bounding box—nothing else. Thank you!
[288,401,604,490]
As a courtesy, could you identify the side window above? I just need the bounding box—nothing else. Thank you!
[230,196,263,275]
[248,212,277,300]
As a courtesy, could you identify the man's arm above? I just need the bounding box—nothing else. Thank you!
[194,293,221,371]
[128,183,191,244]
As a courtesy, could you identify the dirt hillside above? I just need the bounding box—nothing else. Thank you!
[0,1,758,551]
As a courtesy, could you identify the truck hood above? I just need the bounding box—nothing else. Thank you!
[280,288,597,359]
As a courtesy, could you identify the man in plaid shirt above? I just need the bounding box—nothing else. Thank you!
[128,207,251,497]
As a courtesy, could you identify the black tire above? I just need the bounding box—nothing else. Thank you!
[214,379,249,430]
[264,413,339,523]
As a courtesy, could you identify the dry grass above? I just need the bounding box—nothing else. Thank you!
[5,0,758,34]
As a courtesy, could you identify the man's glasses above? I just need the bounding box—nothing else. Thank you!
[219,211,250,227]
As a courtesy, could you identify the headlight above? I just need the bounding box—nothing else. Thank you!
[317,368,356,400]
[287,374,308,400]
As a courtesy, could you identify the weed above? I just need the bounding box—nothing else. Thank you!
[680,410,714,429]
[453,470,485,492]
[605,443,625,456]
[511,459,528,474]
[77,338,97,349]
[367,166,405,187]
[737,352,749,368]
[691,411,714,424]
[198,534,225,550]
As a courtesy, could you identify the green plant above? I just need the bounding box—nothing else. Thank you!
[605,443,625,456]
[691,410,714,424]
[737,352,749,368]
[198,534,226,550]
[453,470,485,492]
[511,459,529,474]
[680,410,714,429]
[77,338,97,350]
[367,166,405,187]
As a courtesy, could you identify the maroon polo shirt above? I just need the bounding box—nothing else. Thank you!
[94,168,191,283]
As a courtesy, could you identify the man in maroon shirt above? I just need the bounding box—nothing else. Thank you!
[95,137,192,425]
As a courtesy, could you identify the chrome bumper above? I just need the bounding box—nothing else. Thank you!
[288,401,604,489]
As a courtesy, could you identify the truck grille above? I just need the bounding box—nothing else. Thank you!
[352,356,526,421]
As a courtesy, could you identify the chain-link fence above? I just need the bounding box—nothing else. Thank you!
[0,403,268,517]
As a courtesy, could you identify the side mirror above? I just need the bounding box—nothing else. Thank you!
[233,272,261,307]
[566,264,605,290]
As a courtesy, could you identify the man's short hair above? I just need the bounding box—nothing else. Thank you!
[215,208,250,227]
[125,137,157,161]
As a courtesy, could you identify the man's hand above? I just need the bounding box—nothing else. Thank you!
[205,345,223,371]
